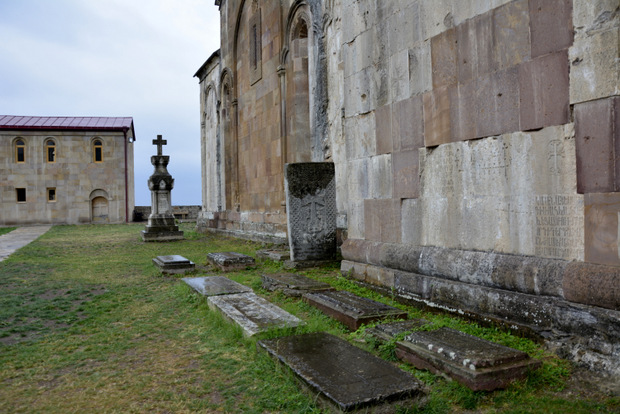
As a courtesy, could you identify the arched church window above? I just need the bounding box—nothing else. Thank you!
[15,138,25,163]
[46,139,56,163]
[93,139,103,163]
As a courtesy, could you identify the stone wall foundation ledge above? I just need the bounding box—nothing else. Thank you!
[341,239,620,310]
[341,259,620,376]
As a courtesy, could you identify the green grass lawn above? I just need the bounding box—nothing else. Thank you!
[0,227,16,236]
[0,224,617,413]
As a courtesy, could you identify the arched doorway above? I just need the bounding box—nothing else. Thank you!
[90,189,109,223]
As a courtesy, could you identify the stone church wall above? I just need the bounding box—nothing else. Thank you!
[198,0,620,373]
[0,130,134,225]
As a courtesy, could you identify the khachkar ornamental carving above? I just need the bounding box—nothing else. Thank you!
[141,135,184,242]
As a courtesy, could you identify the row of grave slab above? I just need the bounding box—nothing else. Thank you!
[153,252,541,413]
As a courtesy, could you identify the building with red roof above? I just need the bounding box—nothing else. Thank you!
[0,116,135,225]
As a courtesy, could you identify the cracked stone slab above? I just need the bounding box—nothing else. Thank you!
[207,252,256,271]
[396,327,541,391]
[258,332,427,412]
[207,292,304,336]
[183,276,252,297]
[152,255,195,274]
[261,273,333,297]
[303,290,408,331]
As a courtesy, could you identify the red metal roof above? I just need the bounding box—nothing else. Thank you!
[0,115,134,131]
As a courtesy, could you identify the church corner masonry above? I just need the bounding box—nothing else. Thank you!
[195,0,620,376]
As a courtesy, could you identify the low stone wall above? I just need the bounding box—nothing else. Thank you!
[341,239,620,376]
[196,210,288,244]
[133,205,202,222]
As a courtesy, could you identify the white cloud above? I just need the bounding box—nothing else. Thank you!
[0,0,220,205]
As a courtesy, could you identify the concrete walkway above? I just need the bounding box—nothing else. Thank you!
[0,226,52,262]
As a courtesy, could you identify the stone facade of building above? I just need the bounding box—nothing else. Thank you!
[0,116,135,225]
[196,0,620,374]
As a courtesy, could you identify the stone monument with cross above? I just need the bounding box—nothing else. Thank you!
[141,135,184,241]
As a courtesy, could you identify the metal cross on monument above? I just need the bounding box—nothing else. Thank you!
[152,135,167,156]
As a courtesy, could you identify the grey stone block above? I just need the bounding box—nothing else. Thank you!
[396,328,541,391]
[207,252,256,271]
[207,292,304,337]
[303,290,407,331]
[258,332,427,412]
[261,273,333,297]
[183,276,252,297]
[152,255,195,274]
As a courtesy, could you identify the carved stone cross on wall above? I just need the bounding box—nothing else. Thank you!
[152,135,167,156]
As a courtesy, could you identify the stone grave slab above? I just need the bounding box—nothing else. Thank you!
[256,249,291,262]
[183,276,252,297]
[258,332,426,412]
[366,319,429,342]
[207,252,256,271]
[207,292,304,336]
[303,290,408,331]
[152,255,195,274]
[261,273,333,297]
[395,327,541,391]
[285,163,337,263]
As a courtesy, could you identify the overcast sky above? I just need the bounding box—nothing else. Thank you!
[0,0,220,206]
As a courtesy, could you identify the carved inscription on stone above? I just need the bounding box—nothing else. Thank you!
[285,163,337,262]
[534,195,584,260]
[419,127,582,259]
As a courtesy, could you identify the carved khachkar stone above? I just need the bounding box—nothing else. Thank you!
[141,135,184,241]
[284,163,337,263]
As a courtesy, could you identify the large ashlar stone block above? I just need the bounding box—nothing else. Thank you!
[344,67,376,117]
[342,27,378,79]
[419,125,584,260]
[573,0,619,34]
[393,95,425,151]
[519,50,570,131]
[368,154,393,199]
[341,0,377,44]
[346,199,366,240]
[389,49,411,103]
[409,42,433,96]
[584,193,620,267]
[570,28,620,104]
[529,0,573,58]
[492,0,530,71]
[346,158,370,202]
[575,97,620,194]
[393,149,420,199]
[423,85,452,146]
[364,199,402,244]
[456,12,493,84]
[431,27,457,89]
[344,112,376,160]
